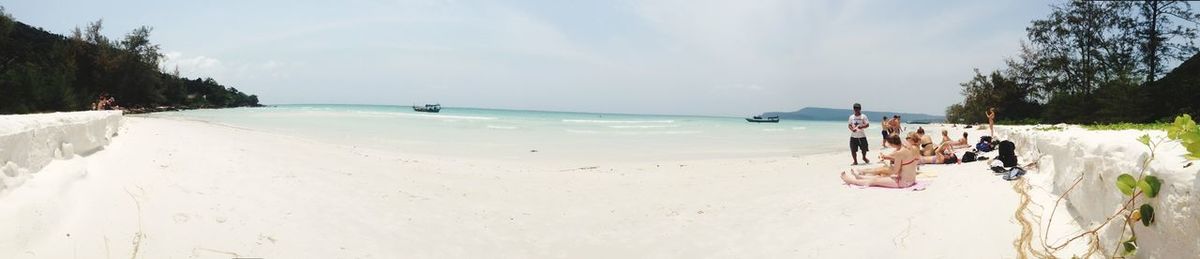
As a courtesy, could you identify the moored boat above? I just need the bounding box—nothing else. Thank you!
[413,104,441,113]
[745,116,780,123]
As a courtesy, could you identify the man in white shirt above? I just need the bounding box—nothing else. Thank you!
[848,103,870,165]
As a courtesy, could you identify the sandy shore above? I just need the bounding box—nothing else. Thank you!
[3,116,1026,258]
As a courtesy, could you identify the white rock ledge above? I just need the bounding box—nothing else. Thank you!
[1001,125,1198,258]
[0,111,122,194]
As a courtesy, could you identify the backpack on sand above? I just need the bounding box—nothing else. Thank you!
[997,140,1017,167]
[961,151,978,163]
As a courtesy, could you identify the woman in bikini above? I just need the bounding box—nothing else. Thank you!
[841,134,919,188]
[916,139,960,165]
[916,127,937,156]
[987,107,996,137]
[954,132,970,147]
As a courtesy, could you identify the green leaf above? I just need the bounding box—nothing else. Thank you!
[1140,204,1155,226]
[1184,136,1200,160]
[1116,174,1137,196]
[1169,115,1199,158]
[1139,175,1162,198]
[1169,115,1197,154]
[1122,235,1138,256]
[1123,240,1137,256]
[1138,134,1151,147]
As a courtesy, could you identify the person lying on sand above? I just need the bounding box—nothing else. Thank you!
[917,140,960,165]
[841,134,919,188]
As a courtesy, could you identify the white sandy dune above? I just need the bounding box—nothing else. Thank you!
[1,114,1049,258]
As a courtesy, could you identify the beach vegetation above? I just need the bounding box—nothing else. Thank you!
[1033,125,1064,131]
[1081,122,1170,131]
[0,6,260,114]
[998,118,1045,126]
[1166,114,1200,159]
[946,0,1200,125]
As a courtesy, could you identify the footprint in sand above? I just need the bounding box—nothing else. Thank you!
[173,213,190,223]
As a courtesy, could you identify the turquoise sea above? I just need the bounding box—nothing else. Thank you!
[148,104,858,162]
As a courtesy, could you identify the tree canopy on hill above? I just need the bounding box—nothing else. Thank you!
[0,6,260,114]
[946,1,1199,124]
[1147,51,1200,119]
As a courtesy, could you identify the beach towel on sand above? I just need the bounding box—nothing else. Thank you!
[845,181,929,191]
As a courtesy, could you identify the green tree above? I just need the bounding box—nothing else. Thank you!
[114,26,164,107]
[0,8,262,114]
[1134,1,1200,83]
[1026,1,1134,96]
[0,6,16,76]
[948,69,1041,124]
[949,0,1198,124]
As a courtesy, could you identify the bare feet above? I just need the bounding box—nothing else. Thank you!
[840,171,861,185]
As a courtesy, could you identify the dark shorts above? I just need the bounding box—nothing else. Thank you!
[881,130,888,139]
[850,137,869,153]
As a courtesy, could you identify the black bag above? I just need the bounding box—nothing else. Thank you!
[961,151,978,163]
[997,140,1017,167]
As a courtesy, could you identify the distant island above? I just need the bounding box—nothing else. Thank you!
[0,7,260,114]
[762,107,945,123]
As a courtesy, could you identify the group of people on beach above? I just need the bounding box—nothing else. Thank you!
[841,103,986,188]
[92,93,117,111]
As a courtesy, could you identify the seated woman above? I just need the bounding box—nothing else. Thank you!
[852,133,908,177]
[841,134,919,188]
[916,127,938,156]
[954,132,970,147]
[940,129,961,146]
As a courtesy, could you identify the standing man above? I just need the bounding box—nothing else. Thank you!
[848,103,870,165]
[892,115,902,134]
[880,116,890,147]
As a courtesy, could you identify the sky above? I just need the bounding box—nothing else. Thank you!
[5,0,1054,116]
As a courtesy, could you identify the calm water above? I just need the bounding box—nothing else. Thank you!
[147,104,856,162]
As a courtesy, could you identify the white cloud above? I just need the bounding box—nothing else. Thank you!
[162,51,296,82]
[162,51,224,77]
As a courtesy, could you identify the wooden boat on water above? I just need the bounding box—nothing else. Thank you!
[413,104,441,113]
[745,116,780,123]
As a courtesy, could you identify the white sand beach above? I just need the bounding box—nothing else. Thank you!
[2,112,1197,258]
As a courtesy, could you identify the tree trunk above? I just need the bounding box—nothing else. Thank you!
[1146,1,1162,84]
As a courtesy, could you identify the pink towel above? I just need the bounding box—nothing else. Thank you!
[846,181,929,191]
